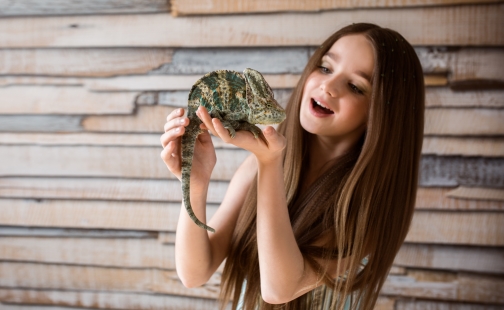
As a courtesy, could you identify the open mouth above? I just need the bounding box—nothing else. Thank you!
[311,99,334,114]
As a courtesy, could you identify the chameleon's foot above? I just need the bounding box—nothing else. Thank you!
[221,120,237,138]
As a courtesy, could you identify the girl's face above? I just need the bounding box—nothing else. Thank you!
[300,34,374,145]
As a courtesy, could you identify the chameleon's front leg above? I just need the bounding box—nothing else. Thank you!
[236,121,268,146]
[211,110,239,138]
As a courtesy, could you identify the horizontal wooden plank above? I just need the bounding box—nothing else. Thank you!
[0,0,170,16]
[449,47,504,86]
[0,86,136,115]
[0,115,82,132]
[425,108,504,135]
[446,186,504,201]
[0,178,228,203]
[0,237,174,269]
[425,88,504,108]
[0,145,248,180]
[0,226,156,238]
[0,262,220,299]
[406,211,504,245]
[0,289,221,310]
[0,199,217,231]
[420,155,504,187]
[422,137,504,157]
[0,5,502,47]
[383,270,504,303]
[0,48,173,77]
[415,187,504,211]
[396,299,504,310]
[395,243,504,274]
[171,0,502,15]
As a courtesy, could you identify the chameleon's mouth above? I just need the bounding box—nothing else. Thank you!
[312,99,334,114]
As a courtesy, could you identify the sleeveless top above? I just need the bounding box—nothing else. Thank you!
[236,257,368,310]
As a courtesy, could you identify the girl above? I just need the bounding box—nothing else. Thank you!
[160,23,425,310]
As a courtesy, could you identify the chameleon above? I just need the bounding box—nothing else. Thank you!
[181,68,286,233]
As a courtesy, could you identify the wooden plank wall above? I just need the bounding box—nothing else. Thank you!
[1,0,503,309]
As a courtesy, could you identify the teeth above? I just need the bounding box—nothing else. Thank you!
[313,99,332,111]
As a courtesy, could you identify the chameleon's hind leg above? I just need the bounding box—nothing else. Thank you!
[236,122,268,146]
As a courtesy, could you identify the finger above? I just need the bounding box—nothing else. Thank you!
[212,118,233,143]
[166,108,184,122]
[196,106,219,137]
[160,126,185,148]
[164,115,188,132]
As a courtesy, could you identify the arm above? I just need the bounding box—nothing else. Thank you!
[160,108,256,287]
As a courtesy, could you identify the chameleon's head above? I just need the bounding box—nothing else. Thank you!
[244,68,286,125]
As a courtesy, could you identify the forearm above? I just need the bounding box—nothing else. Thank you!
[256,157,306,303]
[175,181,214,287]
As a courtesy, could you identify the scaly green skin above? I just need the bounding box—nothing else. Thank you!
[181,68,286,232]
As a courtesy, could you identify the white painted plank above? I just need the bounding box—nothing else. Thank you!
[0,199,217,231]
[0,5,502,47]
[0,86,136,115]
[406,211,504,246]
[0,289,223,310]
[0,145,248,180]
[0,115,82,132]
[446,186,504,201]
[395,243,504,274]
[0,48,173,77]
[425,88,504,108]
[425,109,504,135]
[171,0,502,15]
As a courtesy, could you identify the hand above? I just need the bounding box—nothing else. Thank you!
[160,108,217,185]
[196,106,286,165]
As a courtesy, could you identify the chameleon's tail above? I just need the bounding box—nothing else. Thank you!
[181,120,216,233]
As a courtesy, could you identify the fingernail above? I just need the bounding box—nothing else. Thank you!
[175,127,180,133]
[179,118,185,124]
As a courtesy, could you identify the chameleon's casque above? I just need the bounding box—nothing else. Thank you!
[181,68,286,232]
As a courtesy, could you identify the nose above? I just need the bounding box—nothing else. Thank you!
[320,74,339,98]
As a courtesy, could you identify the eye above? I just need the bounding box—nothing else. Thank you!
[349,83,364,95]
[317,66,331,74]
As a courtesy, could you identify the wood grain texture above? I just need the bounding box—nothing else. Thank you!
[425,88,504,108]
[0,145,248,180]
[0,289,222,310]
[0,5,502,47]
[0,199,217,231]
[406,211,504,245]
[0,48,173,77]
[0,115,83,132]
[425,108,504,135]
[447,186,504,201]
[415,187,504,211]
[0,86,137,115]
[0,0,170,16]
[396,300,504,310]
[0,226,156,238]
[0,262,221,299]
[422,137,504,157]
[171,0,503,15]
[395,243,504,274]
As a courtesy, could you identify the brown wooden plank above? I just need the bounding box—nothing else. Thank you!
[0,5,502,47]
[0,289,221,310]
[0,48,173,77]
[382,270,504,303]
[425,108,504,135]
[0,86,136,115]
[425,88,504,108]
[0,0,170,16]
[396,299,504,310]
[0,237,174,269]
[0,262,220,299]
[395,243,504,274]
[0,145,247,180]
[422,137,504,157]
[415,187,504,211]
[171,0,502,16]
[447,186,504,201]
[0,199,217,231]
[0,177,228,203]
[406,211,504,246]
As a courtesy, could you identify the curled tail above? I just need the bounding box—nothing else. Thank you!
[181,119,216,233]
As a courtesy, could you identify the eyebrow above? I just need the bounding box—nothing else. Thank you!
[323,52,372,84]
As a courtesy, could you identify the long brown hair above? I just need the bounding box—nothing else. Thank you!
[219,23,425,310]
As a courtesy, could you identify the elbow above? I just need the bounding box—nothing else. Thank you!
[261,289,293,305]
[176,268,208,288]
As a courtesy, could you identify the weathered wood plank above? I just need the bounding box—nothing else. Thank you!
[0,48,173,77]
[0,0,170,16]
[0,145,248,180]
[0,5,502,47]
[0,262,220,299]
[0,115,82,132]
[395,243,504,274]
[0,76,85,87]
[0,226,156,238]
[425,108,504,135]
[446,186,504,201]
[396,299,504,310]
[0,199,217,231]
[382,271,504,303]
[449,47,504,87]
[420,156,504,187]
[422,137,504,157]
[0,86,136,115]
[425,88,504,108]
[0,289,222,310]
[0,178,228,203]
[171,0,503,15]
[0,237,174,269]
[406,211,504,245]
[158,232,177,244]
[415,187,504,211]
